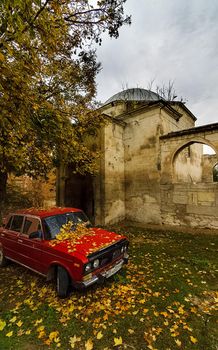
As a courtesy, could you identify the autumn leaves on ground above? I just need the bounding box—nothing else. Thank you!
[0,225,217,350]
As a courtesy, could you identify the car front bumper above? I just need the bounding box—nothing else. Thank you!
[75,254,129,289]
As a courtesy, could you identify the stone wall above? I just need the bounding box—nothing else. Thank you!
[123,109,161,224]
[103,122,125,224]
[202,154,217,182]
[161,182,218,228]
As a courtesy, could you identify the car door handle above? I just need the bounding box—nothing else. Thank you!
[18,239,23,243]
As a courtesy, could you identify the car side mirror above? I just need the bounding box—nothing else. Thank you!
[29,231,42,239]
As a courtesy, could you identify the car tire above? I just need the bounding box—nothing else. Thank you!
[0,247,8,267]
[56,266,70,298]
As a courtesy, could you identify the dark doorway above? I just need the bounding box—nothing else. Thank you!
[64,172,95,222]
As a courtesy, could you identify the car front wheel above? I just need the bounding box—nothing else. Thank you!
[56,266,70,298]
[0,247,8,267]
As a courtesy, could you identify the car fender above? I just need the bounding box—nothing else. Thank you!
[46,260,77,282]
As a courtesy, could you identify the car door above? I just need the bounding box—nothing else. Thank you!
[16,216,44,273]
[1,215,24,261]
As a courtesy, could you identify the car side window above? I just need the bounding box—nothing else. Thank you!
[5,216,13,229]
[10,215,24,232]
[22,217,42,237]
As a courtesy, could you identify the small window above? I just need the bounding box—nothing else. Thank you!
[10,215,24,232]
[213,163,218,182]
[22,217,42,237]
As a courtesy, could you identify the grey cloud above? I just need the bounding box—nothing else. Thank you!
[96,0,218,125]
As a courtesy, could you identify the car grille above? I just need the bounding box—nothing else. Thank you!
[89,239,128,269]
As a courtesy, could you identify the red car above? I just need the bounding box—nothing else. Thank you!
[0,208,129,297]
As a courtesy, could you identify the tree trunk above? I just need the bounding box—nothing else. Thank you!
[0,171,8,223]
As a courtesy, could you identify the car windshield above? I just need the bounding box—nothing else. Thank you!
[43,211,91,239]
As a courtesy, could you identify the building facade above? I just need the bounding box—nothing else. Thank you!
[57,88,218,229]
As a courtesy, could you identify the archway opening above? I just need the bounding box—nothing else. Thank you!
[213,163,218,182]
[64,165,95,221]
[173,142,217,183]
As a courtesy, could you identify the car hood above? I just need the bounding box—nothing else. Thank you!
[46,228,126,258]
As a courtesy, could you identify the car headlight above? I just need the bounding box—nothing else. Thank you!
[85,263,92,272]
[93,259,99,269]
[121,245,128,253]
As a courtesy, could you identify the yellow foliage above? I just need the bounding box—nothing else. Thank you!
[6,331,13,337]
[16,320,23,327]
[85,338,94,350]
[50,222,95,253]
[190,336,198,344]
[114,336,122,346]
[96,331,103,339]
[69,335,81,349]
[0,319,6,331]
[175,339,182,347]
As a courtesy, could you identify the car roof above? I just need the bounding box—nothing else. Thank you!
[13,207,82,218]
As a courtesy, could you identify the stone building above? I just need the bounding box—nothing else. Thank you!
[57,88,218,229]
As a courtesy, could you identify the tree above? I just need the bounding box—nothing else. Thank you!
[0,0,131,213]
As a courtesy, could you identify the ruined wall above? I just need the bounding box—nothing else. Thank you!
[160,127,218,228]
[173,143,203,183]
[161,183,218,228]
[202,154,217,182]
[123,110,161,224]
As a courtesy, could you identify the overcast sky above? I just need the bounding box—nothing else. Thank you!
[95,0,218,127]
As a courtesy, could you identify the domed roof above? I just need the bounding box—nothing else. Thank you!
[103,88,162,105]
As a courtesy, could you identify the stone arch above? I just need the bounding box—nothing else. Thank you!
[171,138,218,183]
[171,137,217,165]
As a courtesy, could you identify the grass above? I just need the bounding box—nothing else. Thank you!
[0,224,217,350]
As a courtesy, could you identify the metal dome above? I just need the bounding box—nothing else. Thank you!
[103,88,162,105]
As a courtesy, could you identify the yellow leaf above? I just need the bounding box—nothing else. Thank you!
[0,320,6,331]
[132,310,138,315]
[190,336,198,344]
[49,331,59,341]
[37,325,45,332]
[96,331,103,340]
[25,330,31,335]
[114,337,122,346]
[175,339,182,347]
[16,320,23,327]
[69,335,81,349]
[178,306,185,315]
[35,319,43,326]
[44,339,51,346]
[143,308,149,314]
[9,316,17,323]
[38,330,46,339]
[0,52,5,61]
[6,331,13,337]
[190,307,197,314]
[128,329,134,334]
[85,338,93,350]
[139,299,146,304]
